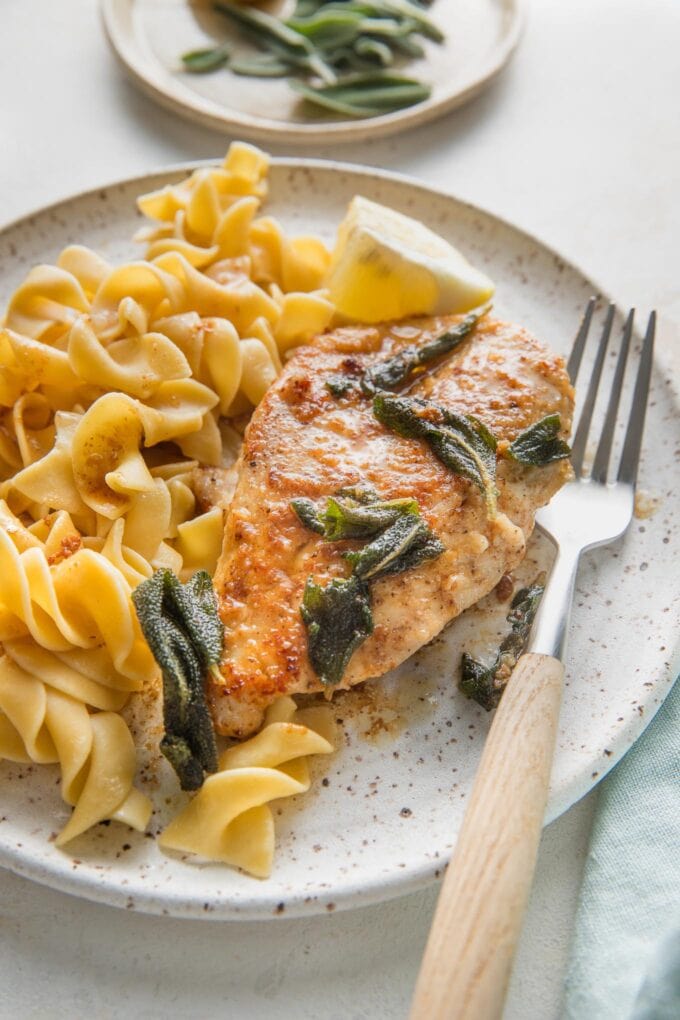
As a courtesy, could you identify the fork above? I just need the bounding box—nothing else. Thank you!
[410,300,656,1020]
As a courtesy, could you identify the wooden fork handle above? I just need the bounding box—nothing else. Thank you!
[409,653,564,1020]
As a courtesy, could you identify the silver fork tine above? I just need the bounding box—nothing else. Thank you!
[570,302,615,473]
[618,311,656,485]
[591,309,635,483]
[566,296,596,380]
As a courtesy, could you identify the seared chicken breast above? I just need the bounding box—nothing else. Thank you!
[211,314,573,737]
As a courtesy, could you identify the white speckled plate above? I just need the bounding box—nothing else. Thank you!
[0,160,678,920]
[101,0,524,144]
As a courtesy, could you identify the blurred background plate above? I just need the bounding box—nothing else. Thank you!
[101,0,524,143]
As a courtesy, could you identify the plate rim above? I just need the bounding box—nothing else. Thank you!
[100,0,526,143]
[0,156,678,920]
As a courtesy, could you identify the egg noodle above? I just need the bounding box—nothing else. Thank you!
[0,143,334,877]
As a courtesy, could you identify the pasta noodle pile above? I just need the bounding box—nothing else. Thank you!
[160,697,334,878]
[0,142,335,862]
[0,503,154,840]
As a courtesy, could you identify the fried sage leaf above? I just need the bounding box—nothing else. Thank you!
[344,514,445,580]
[292,489,420,541]
[460,579,545,711]
[373,392,498,516]
[290,497,326,534]
[507,414,571,466]
[300,575,373,686]
[326,495,420,541]
[335,482,380,503]
[295,485,444,684]
[165,569,224,674]
[132,569,221,791]
[325,373,357,397]
[361,311,481,396]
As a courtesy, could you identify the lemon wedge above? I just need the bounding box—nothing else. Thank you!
[325,196,495,323]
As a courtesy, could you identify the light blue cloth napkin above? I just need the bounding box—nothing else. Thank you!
[563,678,680,1019]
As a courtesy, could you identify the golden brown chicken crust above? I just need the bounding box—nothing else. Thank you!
[210,314,574,737]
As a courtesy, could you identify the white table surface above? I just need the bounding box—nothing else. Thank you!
[0,1,678,1017]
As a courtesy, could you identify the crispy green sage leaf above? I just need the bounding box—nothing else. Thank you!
[507,414,571,466]
[166,570,224,674]
[335,483,380,503]
[325,373,357,397]
[325,495,418,540]
[344,513,444,580]
[295,485,444,684]
[292,489,420,541]
[460,579,545,711]
[132,569,221,791]
[301,575,373,686]
[373,392,499,517]
[290,497,326,534]
[361,311,481,396]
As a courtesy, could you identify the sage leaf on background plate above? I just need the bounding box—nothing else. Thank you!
[215,0,315,56]
[375,0,445,42]
[460,579,545,711]
[354,36,393,66]
[507,414,571,466]
[230,55,291,77]
[300,575,374,686]
[373,392,499,517]
[181,45,231,73]
[184,0,444,117]
[213,0,337,83]
[132,569,222,791]
[291,74,430,118]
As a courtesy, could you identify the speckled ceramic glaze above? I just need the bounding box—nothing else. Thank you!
[0,161,677,920]
[101,0,524,144]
